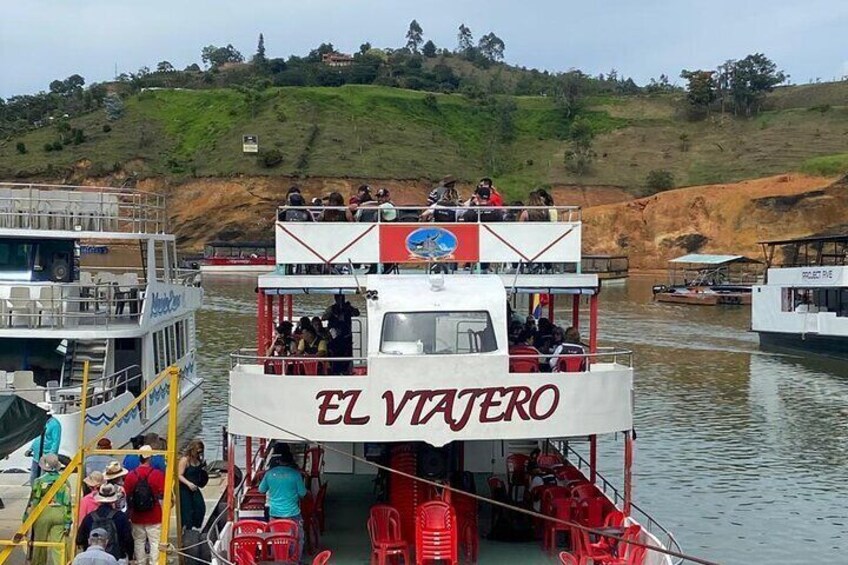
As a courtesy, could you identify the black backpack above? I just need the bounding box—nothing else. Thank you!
[130,470,156,512]
[90,509,119,558]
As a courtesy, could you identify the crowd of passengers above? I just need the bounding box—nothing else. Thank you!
[263,296,360,376]
[277,175,560,224]
[508,309,588,372]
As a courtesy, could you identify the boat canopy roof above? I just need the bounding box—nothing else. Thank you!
[669,253,759,265]
[206,240,275,248]
[758,232,848,246]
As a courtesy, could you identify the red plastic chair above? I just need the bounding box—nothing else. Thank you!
[506,453,530,501]
[311,550,332,565]
[558,552,579,565]
[604,510,625,528]
[541,486,571,517]
[579,497,606,528]
[303,446,324,490]
[453,493,478,563]
[315,482,328,533]
[300,491,321,555]
[556,355,587,373]
[265,533,300,563]
[537,453,563,470]
[570,526,613,565]
[269,518,300,537]
[415,501,458,565]
[508,345,541,373]
[234,546,258,565]
[543,498,574,554]
[233,520,267,536]
[570,483,597,500]
[231,535,264,565]
[367,504,411,565]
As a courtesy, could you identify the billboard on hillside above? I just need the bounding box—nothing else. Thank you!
[242,135,259,153]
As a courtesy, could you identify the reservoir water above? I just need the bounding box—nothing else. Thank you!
[194,275,848,565]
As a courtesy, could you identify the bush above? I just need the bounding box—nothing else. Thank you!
[51,140,64,151]
[15,142,27,154]
[257,148,283,168]
[423,93,438,110]
[645,169,675,191]
[44,143,54,152]
[72,128,86,145]
[102,124,112,133]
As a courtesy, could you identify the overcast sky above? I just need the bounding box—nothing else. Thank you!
[2,0,847,98]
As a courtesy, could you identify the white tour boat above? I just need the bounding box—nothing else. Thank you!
[0,182,203,472]
[752,233,848,358]
[213,204,682,564]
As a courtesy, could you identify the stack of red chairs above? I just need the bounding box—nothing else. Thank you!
[300,491,322,555]
[389,444,421,546]
[302,446,324,491]
[506,453,530,501]
[416,501,458,565]
[265,534,300,564]
[314,482,328,533]
[543,498,575,554]
[453,492,478,563]
[571,523,645,565]
[367,504,411,565]
[508,345,541,373]
[537,453,564,472]
[231,533,264,565]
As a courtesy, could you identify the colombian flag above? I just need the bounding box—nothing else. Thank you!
[532,293,550,320]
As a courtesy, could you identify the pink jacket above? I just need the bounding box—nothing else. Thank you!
[78,492,98,521]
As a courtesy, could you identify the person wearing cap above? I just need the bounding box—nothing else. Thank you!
[123,445,165,565]
[76,483,134,563]
[123,433,166,472]
[279,191,314,222]
[72,529,118,565]
[478,177,504,207]
[24,454,72,565]
[26,402,62,485]
[79,471,105,520]
[427,175,457,206]
[85,438,114,479]
[348,184,372,212]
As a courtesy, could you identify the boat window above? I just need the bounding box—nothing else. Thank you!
[0,241,33,281]
[380,311,497,355]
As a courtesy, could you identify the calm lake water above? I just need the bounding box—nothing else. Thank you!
[193,274,848,565]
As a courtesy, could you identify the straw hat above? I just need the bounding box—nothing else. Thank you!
[103,461,128,481]
[38,454,63,472]
[94,483,119,504]
[83,470,104,488]
[138,445,154,459]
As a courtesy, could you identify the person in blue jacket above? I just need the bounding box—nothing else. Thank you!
[26,402,62,485]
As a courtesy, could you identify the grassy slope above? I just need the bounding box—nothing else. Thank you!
[2,82,847,197]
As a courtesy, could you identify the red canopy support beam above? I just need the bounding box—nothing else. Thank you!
[624,430,633,516]
[287,293,294,322]
[547,294,555,323]
[227,435,235,521]
[245,436,253,485]
[589,292,599,354]
[257,290,266,354]
[589,434,597,484]
[572,295,580,329]
[266,293,274,345]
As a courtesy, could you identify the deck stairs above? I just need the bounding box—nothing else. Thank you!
[61,339,109,384]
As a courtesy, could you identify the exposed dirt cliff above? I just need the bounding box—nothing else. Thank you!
[582,174,847,270]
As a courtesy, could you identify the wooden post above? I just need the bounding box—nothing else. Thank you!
[589,435,597,484]
[624,430,633,516]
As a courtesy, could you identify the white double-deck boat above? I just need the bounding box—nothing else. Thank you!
[0,182,203,472]
[753,233,848,358]
[215,204,682,564]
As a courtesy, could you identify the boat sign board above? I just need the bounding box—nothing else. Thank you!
[228,365,633,446]
[243,134,259,153]
[768,266,848,287]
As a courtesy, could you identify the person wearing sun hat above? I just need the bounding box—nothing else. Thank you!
[24,454,72,565]
[79,471,105,521]
[102,461,129,513]
[76,483,134,563]
[26,402,62,485]
[124,445,165,565]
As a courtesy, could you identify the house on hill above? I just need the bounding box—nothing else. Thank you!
[322,52,354,67]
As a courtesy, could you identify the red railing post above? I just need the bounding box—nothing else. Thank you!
[589,293,599,354]
[624,430,633,516]
[227,435,235,521]
[266,293,274,343]
[589,434,597,484]
[572,294,580,329]
[245,436,253,485]
[257,290,266,354]
[547,294,555,323]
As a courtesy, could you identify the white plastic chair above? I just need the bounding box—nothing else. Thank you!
[7,287,35,327]
[38,286,63,326]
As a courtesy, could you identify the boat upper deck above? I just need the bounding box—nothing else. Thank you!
[0,182,171,240]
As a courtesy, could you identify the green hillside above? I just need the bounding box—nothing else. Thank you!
[2,82,848,196]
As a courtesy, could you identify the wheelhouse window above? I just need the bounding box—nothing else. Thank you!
[381,311,497,355]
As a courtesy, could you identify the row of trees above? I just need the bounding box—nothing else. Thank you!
[681,53,787,118]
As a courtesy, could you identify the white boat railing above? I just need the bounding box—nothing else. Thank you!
[553,441,684,565]
[277,204,583,223]
[0,182,167,234]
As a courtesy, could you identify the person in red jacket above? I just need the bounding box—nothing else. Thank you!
[122,445,165,565]
[478,178,504,207]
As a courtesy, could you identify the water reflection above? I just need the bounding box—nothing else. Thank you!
[195,274,848,564]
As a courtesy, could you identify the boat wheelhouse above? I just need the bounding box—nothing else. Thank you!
[0,182,203,472]
[652,253,762,306]
[752,233,848,358]
[201,241,276,274]
[216,204,681,564]
[579,254,629,282]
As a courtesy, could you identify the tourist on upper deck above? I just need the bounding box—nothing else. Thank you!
[519,191,551,222]
[178,440,208,532]
[427,175,458,206]
[550,326,588,372]
[322,295,360,331]
[309,197,324,221]
[462,186,501,223]
[537,188,558,222]
[421,186,461,222]
[320,192,353,222]
[375,188,398,222]
[76,483,134,563]
[258,451,307,563]
[273,321,296,355]
[311,316,329,341]
[297,325,328,358]
[478,178,504,207]
[327,320,354,375]
[349,184,372,212]
[503,200,524,222]
[280,192,313,222]
[536,318,554,354]
[354,186,380,222]
[295,316,313,337]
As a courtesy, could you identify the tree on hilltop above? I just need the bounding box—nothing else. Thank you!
[564,116,596,175]
[253,33,268,68]
[729,53,786,116]
[406,20,424,53]
[422,40,437,58]
[156,61,175,73]
[201,44,244,69]
[478,32,505,61]
[457,24,473,53]
[680,69,716,119]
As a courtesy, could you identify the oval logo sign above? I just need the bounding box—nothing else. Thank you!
[405,227,458,259]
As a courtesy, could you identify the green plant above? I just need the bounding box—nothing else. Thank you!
[44,143,54,152]
[102,124,112,133]
[646,169,675,191]
[257,148,283,168]
[51,140,64,151]
[15,142,27,154]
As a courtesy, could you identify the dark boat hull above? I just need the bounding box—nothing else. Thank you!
[758,331,848,360]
